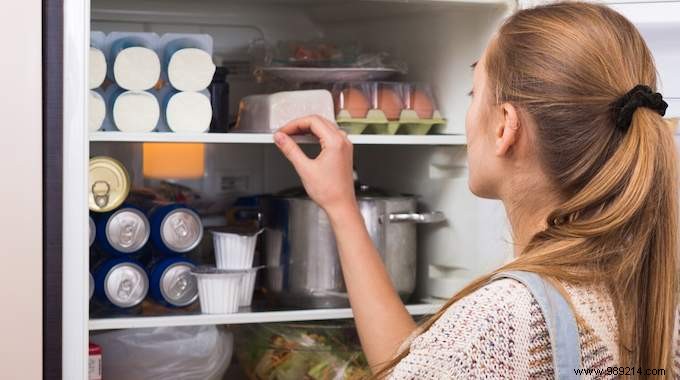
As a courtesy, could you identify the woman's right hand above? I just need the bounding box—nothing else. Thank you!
[273,115,357,215]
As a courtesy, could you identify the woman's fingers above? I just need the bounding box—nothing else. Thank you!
[273,132,310,174]
[278,115,341,143]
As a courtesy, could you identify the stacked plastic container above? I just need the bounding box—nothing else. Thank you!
[89,31,215,133]
[158,34,215,133]
[192,228,263,314]
[89,32,107,132]
[103,32,162,133]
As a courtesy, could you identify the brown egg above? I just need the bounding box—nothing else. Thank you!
[377,87,403,120]
[335,87,369,118]
[411,90,434,119]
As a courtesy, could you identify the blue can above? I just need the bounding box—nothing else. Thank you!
[94,256,149,309]
[148,256,198,307]
[96,206,150,256]
[149,204,203,255]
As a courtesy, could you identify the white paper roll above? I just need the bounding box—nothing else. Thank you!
[167,48,216,91]
[89,47,107,89]
[88,91,106,132]
[166,91,212,133]
[113,91,160,132]
[113,47,161,91]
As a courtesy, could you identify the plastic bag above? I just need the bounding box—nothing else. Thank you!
[234,321,370,380]
[90,325,233,380]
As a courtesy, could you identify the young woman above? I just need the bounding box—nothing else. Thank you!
[273,2,677,378]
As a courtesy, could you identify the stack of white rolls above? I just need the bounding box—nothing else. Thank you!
[158,34,215,133]
[89,32,215,134]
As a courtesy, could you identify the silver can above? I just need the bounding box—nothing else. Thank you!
[101,261,149,308]
[89,216,96,247]
[89,272,95,300]
[151,204,203,254]
[101,208,150,254]
[158,261,198,307]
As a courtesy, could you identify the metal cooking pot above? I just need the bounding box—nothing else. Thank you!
[233,185,446,308]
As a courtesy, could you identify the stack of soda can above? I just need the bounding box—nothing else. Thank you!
[88,158,204,314]
[90,202,205,312]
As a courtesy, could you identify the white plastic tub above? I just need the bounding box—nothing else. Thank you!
[192,267,247,314]
[238,266,264,307]
[212,229,263,270]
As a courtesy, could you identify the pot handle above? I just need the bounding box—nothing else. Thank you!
[387,211,446,224]
[226,207,263,227]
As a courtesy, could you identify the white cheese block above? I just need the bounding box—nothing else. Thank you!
[88,91,106,131]
[113,47,161,91]
[167,48,216,91]
[234,90,336,133]
[165,91,212,133]
[89,47,107,89]
[113,91,160,132]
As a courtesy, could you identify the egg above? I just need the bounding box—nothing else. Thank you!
[377,87,403,120]
[411,90,434,119]
[335,87,369,118]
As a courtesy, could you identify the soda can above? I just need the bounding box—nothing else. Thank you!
[96,206,150,255]
[89,272,95,300]
[89,156,130,213]
[89,216,96,247]
[94,257,149,308]
[148,256,198,307]
[150,204,203,255]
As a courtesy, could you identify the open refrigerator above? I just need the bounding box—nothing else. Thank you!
[53,0,680,378]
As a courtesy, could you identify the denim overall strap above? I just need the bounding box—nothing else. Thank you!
[491,270,581,379]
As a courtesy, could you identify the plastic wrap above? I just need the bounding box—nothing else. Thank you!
[233,89,335,133]
[256,39,405,71]
[234,321,370,380]
[250,39,407,83]
[89,325,233,380]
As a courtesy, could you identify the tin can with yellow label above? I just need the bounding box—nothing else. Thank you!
[89,156,130,212]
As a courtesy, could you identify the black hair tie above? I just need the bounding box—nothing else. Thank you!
[611,84,668,132]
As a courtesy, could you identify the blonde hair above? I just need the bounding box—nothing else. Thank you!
[376,2,678,378]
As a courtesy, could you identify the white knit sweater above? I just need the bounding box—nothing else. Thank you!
[390,278,678,379]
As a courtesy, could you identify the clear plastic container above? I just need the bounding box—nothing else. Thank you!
[403,82,437,119]
[333,81,446,135]
[192,267,246,314]
[372,82,404,121]
[211,228,263,269]
[332,82,371,119]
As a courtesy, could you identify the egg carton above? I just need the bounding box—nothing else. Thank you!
[332,81,446,135]
[336,109,446,135]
